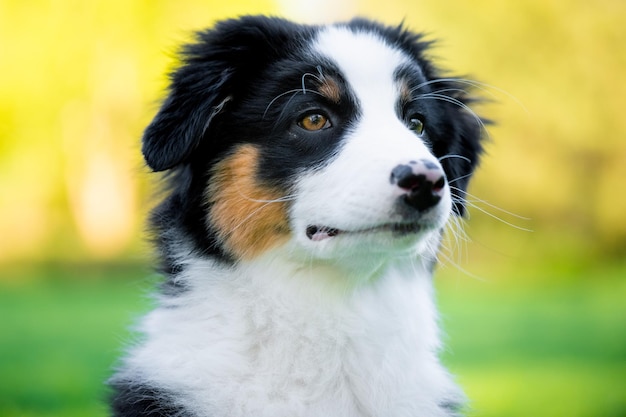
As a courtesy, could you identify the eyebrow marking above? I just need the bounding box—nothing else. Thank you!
[398,77,412,105]
[317,76,342,104]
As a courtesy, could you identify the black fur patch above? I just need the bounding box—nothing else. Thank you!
[110,381,193,417]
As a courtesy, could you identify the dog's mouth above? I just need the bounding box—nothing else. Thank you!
[305,223,424,241]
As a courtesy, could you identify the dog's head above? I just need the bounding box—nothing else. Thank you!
[144,16,484,269]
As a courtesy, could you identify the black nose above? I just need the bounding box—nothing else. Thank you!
[390,160,446,211]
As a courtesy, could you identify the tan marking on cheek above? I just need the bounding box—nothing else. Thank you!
[207,145,291,260]
[318,76,341,104]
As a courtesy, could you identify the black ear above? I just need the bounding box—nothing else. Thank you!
[142,83,228,172]
[142,16,306,172]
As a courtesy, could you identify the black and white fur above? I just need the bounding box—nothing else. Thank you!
[110,16,485,417]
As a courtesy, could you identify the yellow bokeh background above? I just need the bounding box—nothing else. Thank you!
[1,0,625,267]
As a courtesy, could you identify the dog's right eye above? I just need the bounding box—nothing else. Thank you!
[298,113,331,131]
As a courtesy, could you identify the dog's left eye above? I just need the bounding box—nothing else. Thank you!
[298,113,331,131]
[407,115,426,136]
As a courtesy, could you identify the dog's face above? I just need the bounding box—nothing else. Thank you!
[143,17,483,270]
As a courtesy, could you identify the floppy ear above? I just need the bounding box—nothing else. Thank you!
[142,16,304,172]
[142,79,229,172]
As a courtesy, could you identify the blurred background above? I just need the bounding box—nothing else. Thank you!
[1,1,624,416]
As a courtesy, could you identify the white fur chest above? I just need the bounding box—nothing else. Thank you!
[122,253,462,417]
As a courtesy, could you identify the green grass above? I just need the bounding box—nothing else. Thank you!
[0,264,624,417]
[0,266,154,417]
[437,266,626,417]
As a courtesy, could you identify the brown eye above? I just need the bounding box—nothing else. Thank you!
[298,113,331,131]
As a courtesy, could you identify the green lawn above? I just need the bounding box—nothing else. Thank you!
[437,265,626,417]
[1,264,624,417]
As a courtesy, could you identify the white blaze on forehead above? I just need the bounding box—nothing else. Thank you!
[313,26,409,112]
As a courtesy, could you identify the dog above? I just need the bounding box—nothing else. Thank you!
[109,15,485,417]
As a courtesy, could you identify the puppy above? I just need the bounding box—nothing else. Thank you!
[110,15,484,417]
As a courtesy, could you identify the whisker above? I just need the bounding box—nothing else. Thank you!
[437,251,487,282]
[410,77,529,114]
[263,89,302,119]
[464,201,533,232]
[410,78,489,95]
[224,188,297,235]
[438,210,486,282]
[263,88,325,119]
[448,185,532,231]
[438,154,472,164]
[301,71,324,94]
[413,93,491,140]
[241,195,298,204]
[414,92,488,127]
[448,214,471,244]
[441,228,464,266]
[447,173,474,186]
[426,87,469,96]
[449,186,531,221]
